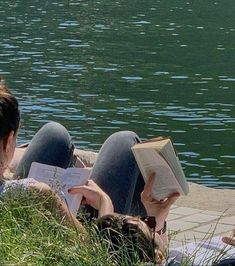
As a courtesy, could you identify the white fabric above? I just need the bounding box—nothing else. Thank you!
[0,178,37,194]
[168,236,235,265]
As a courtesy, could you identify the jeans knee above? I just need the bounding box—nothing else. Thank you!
[37,121,72,149]
[40,121,69,137]
[109,130,141,146]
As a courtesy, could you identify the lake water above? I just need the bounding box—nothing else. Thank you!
[0,0,234,188]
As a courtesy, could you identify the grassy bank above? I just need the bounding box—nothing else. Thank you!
[1,188,233,265]
[0,188,110,265]
[0,188,148,266]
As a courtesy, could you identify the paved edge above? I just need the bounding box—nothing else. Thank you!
[176,182,235,215]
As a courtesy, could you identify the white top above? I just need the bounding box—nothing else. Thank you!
[0,178,37,194]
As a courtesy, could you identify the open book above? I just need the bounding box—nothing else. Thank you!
[28,162,91,215]
[131,137,189,200]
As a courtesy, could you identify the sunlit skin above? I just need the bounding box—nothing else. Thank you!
[0,131,17,176]
[222,229,235,247]
[141,173,179,231]
[68,179,114,218]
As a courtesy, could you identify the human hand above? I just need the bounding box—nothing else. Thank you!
[141,173,179,229]
[222,229,235,247]
[68,180,114,217]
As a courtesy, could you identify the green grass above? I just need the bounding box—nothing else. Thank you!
[1,187,233,265]
[0,188,147,266]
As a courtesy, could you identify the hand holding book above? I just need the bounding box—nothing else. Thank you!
[68,180,114,217]
[132,137,189,200]
[141,172,179,230]
[28,162,92,215]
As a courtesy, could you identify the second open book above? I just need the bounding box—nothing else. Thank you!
[28,162,91,215]
[131,137,189,200]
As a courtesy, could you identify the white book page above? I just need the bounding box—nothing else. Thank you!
[133,149,184,200]
[28,162,65,190]
[170,236,235,265]
[28,162,91,215]
[62,167,91,215]
[161,141,188,194]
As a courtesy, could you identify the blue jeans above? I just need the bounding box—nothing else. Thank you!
[16,122,74,178]
[215,258,235,266]
[91,130,146,215]
[16,123,146,216]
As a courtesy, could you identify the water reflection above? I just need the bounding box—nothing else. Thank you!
[0,0,234,188]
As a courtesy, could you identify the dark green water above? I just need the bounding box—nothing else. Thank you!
[0,1,234,188]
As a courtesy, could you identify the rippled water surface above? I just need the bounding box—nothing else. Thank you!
[0,0,234,188]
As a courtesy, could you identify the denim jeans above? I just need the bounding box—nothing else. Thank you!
[16,122,74,178]
[214,258,235,266]
[91,130,146,216]
[16,123,146,216]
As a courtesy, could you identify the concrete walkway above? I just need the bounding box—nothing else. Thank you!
[168,183,235,248]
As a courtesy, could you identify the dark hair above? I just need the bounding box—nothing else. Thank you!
[96,214,157,264]
[0,78,20,139]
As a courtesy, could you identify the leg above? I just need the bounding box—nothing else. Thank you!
[91,131,146,215]
[16,122,74,178]
[130,172,147,216]
[215,258,235,265]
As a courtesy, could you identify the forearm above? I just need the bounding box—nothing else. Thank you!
[155,220,168,248]
[145,209,168,247]
[67,180,114,219]
[152,227,168,259]
[55,194,87,233]
[31,183,86,234]
[98,194,114,217]
[145,208,166,232]
[159,231,168,247]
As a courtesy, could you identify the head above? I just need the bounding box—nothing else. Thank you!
[0,78,20,175]
[96,213,166,265]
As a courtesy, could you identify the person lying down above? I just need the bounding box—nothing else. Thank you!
[2,173,235,265]
[1,170,178,264]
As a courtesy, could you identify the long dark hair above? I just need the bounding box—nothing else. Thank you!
[0,78,20,139]
[96,213,158,264]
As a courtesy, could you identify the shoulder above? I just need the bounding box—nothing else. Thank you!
[1,178,50,193]
[29,181,51,192]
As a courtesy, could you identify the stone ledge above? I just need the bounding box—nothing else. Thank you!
[176,182,235,215]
